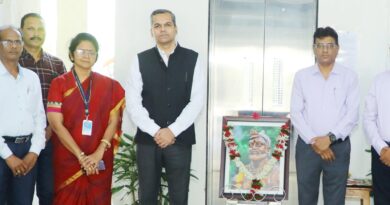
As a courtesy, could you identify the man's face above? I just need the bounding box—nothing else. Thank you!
[313,36,339,67]
[151,13,177,46]
[249,137,269,161]
[21,16,46,49]
[0,28,24,62]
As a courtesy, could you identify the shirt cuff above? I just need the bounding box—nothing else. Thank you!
[149,125,160,138]
[168,123,180,138]
[299,132,317,144]
[29,144,43,156]
[374,141,388,156]
[1,145,13,159]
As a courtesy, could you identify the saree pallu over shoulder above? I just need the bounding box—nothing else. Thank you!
[111,97,125,154]
[47,71,125,205]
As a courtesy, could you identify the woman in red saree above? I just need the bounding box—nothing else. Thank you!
[47,33,125,205]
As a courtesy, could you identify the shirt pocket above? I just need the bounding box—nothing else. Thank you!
[25,83,39,113]
[332,84,348,108]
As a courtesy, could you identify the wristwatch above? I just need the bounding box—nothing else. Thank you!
[328,132,337,145]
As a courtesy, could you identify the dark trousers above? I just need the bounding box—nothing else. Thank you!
[136,143,192,205]
[296,137,350,205]
[372,146,390,205]
[0,141,37,205]
[36,140,54,205]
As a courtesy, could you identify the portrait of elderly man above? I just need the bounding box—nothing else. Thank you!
[232,129,280,191]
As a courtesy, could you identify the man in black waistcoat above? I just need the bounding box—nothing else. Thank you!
[126,9,206,205]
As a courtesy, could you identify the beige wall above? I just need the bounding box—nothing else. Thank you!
[0,0,41,26]
[56,0,88,68]
[319,0,390,180]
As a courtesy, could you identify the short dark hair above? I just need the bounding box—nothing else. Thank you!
[313,26,339,46]
[20,13,43,28]
[68,32,99,62]
[150,9,176,26]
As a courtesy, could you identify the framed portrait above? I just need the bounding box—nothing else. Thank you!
[219,116,290,201]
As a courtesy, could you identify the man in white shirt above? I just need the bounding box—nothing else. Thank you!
[290,26,359,205]
[363,71,390,204]
[0,25,46,204]
[126,9,205,205]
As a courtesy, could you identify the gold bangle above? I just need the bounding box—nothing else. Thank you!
[100,139,111,148]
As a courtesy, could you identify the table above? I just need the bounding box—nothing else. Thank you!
[346,186,372,205]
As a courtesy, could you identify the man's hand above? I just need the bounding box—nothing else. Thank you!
[5,155,27,176]
[311,144,335,162]
[22,152,38,175]
[380,147,390,166]
[45,126,53,141]
[311,136,332,152]
[154,128,175,148]
[319,148,335,162]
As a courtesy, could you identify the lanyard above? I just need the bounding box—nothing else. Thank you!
[72,69,92,118]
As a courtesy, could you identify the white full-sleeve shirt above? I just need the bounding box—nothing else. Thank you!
[0,62,46,159]
[290,63,359,144]
[363,70,390,154]
[125,45,206,137]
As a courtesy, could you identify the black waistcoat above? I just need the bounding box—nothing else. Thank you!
[135,45,198,145]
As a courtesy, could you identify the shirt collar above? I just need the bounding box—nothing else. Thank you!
[21,48,45,61]
[0,61,23,77]
[311,62,341,75]
[18,65,24,77]
[0,61,7,75]
[156,42,178,57]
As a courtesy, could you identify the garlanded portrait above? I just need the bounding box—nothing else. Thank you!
[219,116,290,201]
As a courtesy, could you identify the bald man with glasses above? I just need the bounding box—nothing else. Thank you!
[0,25,46,205]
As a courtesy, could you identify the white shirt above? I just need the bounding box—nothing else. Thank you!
[363,70,390,154]
[126,45,206,137]
[290,63,359,144]
[0,62,46,159]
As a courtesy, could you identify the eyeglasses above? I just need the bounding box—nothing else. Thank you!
[74,49,97,57]
[313,43,337,50]
[0,40,23,47]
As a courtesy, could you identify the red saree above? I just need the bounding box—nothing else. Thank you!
[47,71,125,205]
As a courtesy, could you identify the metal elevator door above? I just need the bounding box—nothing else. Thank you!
[207,0,318,204]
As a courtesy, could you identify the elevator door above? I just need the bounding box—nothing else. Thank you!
[207,0,318,204]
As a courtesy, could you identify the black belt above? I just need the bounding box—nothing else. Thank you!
[2,134,32,144]
[334,136,349,144]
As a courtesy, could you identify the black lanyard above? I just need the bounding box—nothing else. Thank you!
[72,69,92,118]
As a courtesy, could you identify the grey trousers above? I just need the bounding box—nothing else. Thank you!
[296,137,350,205]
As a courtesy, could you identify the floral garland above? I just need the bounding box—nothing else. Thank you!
[222,120,290,199]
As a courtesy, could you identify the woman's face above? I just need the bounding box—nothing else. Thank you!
[72,40,97,70]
